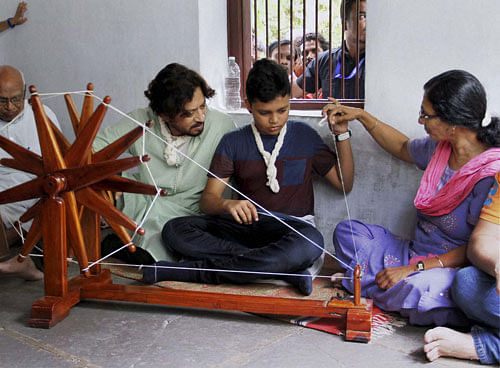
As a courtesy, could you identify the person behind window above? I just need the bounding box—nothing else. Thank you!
[292,0,366,99]
[0,2,28,34]
[294,33,329,98]
[296,33,329,70]
[268,39,299,81]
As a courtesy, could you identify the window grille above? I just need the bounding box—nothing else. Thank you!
[227,0,365,109]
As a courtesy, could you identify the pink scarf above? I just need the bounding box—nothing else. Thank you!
[414,141,500,216]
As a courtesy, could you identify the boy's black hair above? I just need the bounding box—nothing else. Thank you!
[245,59,291,105]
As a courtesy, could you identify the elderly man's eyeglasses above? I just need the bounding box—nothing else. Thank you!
[0,90,25,107]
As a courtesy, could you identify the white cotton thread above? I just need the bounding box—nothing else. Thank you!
[34,90,354,273]
[251,121,287,193]
[101,261,352,279]
[481,112,492,127]
[330,131,359,266]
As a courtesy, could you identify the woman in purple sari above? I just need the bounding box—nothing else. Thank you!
[322,70,500,326]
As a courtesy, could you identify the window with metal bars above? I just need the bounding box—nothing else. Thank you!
[227,0,365,109]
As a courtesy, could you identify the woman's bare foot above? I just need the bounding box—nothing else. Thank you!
[423,327,479,362]
[0,256,43,281]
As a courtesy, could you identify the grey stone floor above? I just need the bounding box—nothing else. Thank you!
[0,264,480,368]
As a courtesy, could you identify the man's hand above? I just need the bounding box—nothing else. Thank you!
[12,2,28,25]
[375,264,415,290]
[224,200,258,225]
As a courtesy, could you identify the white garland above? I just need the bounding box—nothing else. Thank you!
[251,121,287,193]
[159,117,191,166]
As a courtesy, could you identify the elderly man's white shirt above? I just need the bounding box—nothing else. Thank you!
[0,102,61,229]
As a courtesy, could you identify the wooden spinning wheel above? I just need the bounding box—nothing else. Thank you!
[0,85,372,342]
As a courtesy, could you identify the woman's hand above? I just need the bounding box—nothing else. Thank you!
[321,97,363,134]
[224,200,258,225]
[375,264,415,290]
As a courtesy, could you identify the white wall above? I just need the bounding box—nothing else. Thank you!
[0,0,227,139]
[1,0,498,250]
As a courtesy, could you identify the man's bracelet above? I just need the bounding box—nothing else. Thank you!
[335,130,352,142]
[7,18,16,28]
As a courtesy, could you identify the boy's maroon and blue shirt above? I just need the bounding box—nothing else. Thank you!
[209,120,337,217]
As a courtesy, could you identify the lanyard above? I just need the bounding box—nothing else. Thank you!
[334,57,365,79]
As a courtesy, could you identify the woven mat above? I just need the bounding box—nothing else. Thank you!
[104,263,407,339]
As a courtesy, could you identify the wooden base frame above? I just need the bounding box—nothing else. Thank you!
[0,85,372,342]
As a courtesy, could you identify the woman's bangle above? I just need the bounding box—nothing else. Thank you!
[435,256,445,268]
[367,120,379,133]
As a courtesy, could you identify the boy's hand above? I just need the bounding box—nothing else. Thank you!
[225,200,258,224]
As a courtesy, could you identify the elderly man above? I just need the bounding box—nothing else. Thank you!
[292,0,366,98]
[0,65,61,280]
[93,63,235,264]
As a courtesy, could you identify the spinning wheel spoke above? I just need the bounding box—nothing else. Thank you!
[0,136,43,173]
[64,94,81,135]
[48,117,71,156]
[61,191,89,275]
[91,175,167,196]
[60,156,149,193]
[0,177,45,204]
[30,88,67,172]
[104,218,135,252]
[92,122,153,162]
[79,84,94,132]
[75,188,143,234]
[64,97,110,167]
[19,199,43,223]
[0,158,43,176]
[17,214,42,261]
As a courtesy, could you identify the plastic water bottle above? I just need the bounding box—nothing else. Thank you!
[224,56,241,110]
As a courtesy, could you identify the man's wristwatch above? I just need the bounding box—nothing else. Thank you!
[334,129,352,142]
[416,261,425,271]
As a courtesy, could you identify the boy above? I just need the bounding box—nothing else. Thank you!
[144,59,354,295]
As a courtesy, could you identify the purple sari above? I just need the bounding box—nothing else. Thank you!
[333,137,495,326]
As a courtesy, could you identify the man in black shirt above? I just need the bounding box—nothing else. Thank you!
[292,0,366,99]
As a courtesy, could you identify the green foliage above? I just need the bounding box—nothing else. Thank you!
[251,0,343,52]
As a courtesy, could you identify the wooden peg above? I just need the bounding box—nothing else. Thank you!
[354,264,361,306]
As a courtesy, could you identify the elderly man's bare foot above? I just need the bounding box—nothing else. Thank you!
[423,327,478,362]
[0,256,43,281]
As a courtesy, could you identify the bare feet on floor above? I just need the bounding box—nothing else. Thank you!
[0,256,43,281]
[423,326,479,362]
